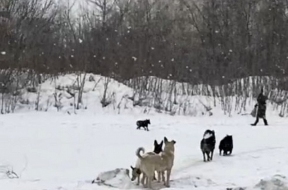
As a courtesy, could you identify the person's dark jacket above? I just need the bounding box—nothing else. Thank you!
[255,92,267,118]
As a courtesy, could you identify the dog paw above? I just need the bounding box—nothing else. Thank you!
[165,184,170,188]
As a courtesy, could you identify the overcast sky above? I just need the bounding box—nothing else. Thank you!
[57,0,89,15]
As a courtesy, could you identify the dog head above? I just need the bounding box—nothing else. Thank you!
[146,119,151,124]
[163,137,176,152]
[153,140,163,154]
[226,135,233,141]
[130,166,141,181]
[203,129,215,139]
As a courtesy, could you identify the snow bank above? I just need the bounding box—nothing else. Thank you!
[229,175,288,190]
[254,175,288,190]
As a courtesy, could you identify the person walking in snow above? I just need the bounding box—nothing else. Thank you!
[251,88,268,126]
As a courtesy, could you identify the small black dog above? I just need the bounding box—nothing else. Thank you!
[200,129,216,162]
[153,140,163,154]
[219,135,233,156]
[136,119,151,131]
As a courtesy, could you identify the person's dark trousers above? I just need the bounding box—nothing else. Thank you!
[251,116,268,126]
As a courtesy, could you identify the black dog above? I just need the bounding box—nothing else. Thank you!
[200,129,216,162]
[136,119,151,131]
[153,140,163,180]
[153,140,163,154]
[219,135,233,156]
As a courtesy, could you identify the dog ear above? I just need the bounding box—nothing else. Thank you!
[164,137,168,143]
[160,140,163,145]
[154,140,158,145]
[130,166,134,170]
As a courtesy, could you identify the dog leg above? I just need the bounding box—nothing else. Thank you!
[210,150,214,160]
[219,149,222,155]
[141,174,146,186]
[162,171,165,182]
[157,171,161,182]
[229,149,232,155]
[205,152,210,161]
[165,169,171,187]
[143,175,148,188]
[202,152,206,162]
[153,171,157,181]
[136,175,140,185]
[147,176,152,189]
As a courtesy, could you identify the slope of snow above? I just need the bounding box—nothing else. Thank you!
[0,111,287,189]
[8,73,285,117]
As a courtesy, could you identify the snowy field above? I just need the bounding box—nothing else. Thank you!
[0,111,287,190]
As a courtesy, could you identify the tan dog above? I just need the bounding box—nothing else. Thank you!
[155,137,176,187]
[131,151,156,185]
[136,147,163,188]
[136,137,176,189]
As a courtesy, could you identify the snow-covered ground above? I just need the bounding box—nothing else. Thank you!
[0,111,287,190]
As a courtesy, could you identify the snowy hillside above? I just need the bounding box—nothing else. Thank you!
[0,73,283,117]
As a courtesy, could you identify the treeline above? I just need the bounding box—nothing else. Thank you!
[0,0,288,86]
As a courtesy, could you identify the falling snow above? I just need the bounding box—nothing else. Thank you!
[1,51,6,55]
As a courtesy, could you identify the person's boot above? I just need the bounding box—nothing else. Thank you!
[251,118,259,126]
[264,119,268,126]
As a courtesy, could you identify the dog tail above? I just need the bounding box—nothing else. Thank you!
[136,147,145,160]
